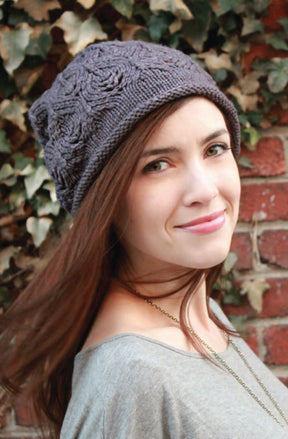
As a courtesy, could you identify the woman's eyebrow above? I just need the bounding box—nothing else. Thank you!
[142,129,229,158]
[141,146,179,158]
[202,128,229,144]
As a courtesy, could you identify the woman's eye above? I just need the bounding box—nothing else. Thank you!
[143,160,169,173]
[206,144,230,157]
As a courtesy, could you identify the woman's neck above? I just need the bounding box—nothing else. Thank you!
[116,273,213,332]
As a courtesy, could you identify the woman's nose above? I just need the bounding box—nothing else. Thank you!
[182,164,219,206]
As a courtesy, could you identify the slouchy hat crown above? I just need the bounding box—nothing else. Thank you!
[29,40,240,214]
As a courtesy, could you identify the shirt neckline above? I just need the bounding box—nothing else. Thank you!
[76,331,233,361]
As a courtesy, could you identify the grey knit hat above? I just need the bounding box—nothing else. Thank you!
[29,40,240,214]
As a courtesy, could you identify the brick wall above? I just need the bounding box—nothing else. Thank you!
[227,128,288,387]
[224,0,288,388]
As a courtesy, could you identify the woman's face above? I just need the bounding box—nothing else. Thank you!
[116,97,241,276]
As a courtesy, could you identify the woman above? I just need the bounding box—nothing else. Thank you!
[1,40,288,439]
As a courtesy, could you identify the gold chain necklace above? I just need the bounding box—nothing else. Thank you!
[144,297,288,429]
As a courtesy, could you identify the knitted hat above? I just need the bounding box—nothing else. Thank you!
[29,40,240,214]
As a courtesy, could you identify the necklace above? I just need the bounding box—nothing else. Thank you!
[144,297,288,429]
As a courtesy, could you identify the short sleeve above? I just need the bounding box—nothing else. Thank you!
[102,360,177,439]
[60,348,181,439]
[60,385,105,439]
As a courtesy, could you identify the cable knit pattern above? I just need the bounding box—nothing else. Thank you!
[29,40,240,214]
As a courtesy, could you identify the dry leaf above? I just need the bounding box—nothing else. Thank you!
[0,99,27,131]
[239,71,261,95]
[116,19,143,40]
[54,11,107,55]
[77,0,96,8]
[0,246,20,275]
[198,49,233,73]
[169,18,182,34]
[240,279,270,313]
[227,85,258,112]
[14,0,61,21]
[198,49,232,73]
[150,0,193,20]
[14,66,44,96]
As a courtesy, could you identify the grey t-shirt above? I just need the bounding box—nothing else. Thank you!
[60,300,288,438]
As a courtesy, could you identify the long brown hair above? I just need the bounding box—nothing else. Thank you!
[0,97,236,438]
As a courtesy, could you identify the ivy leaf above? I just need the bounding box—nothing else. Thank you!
[268,70,288,93]
[77,0,96,8]
[182,1,211,52]
[223,252,238,274]
[252,0,270,13]
[169,18,183,34]
[26,217,53,247]
[239,72,261,95]
[215,0,245,15]
[0,246,20,275]
[278,17,288,38]
[112,0,134,19]
[0,163,17,186]
[267,35,288,51]
[21,163,36,176]
[37,200,60,216]
[240,279,269,313]
[243,127,261,149]
[25,26,52,58]
[0,130,11,153]
[43,181,57,202]
[148,13,172,42]
[241,17,264,36]
[197,49,232,73]
[14,66,44,96]
[24,165,51,198]
[227,85,258,112]
[14,0,61,21]
[150,0,193,20]
[116,19,144,40]
[0,23,33,75]
[0,164,14,181]
[238,156,253,169]
[0,99,27,132]
[9,187,26,210]
[13,153,34,171]
[36,195,60,216]
[55,12,107,55]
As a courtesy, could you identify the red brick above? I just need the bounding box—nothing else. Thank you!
[264,325,288,365]
[223,296,256,319]
[260,278,288,318]
[243,326,258,355]
[262,0,288,31]
[242,43,287,74]
[239,137,286,177]
[258,230,288,269]
[269,105,288,125]
[13,394,37,427]
[239,182,288,222]
[230,233,253,270]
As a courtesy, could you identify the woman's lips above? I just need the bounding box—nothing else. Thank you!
[175,210,226,234]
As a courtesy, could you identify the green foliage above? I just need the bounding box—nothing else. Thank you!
[1,0,287,309]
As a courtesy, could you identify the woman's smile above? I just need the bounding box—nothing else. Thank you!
[174,210,226,235]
